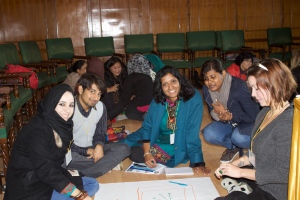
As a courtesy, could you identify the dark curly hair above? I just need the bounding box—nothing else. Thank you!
[153,66,195,104]
[234,51,254,66]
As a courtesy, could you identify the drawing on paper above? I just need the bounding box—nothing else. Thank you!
[137,184,196,200]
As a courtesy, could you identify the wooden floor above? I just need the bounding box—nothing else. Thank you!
[96,99,228,198]
[0,90,229,199]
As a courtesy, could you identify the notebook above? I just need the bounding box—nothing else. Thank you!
[165,167,194,176]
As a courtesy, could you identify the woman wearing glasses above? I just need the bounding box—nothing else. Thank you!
[226,52,255,81]
[120,66,211,175]
[215,58,297,200]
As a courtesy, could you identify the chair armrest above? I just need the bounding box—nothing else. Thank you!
[269,44,285,48]
[23,63,51,76]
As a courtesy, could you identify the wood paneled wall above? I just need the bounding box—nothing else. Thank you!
[0,0,299,61]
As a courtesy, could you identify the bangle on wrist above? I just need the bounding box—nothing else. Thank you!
[143,152,152,157]
[73,190,88,200]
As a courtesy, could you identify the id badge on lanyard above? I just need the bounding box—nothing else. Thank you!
[65,140,73,166]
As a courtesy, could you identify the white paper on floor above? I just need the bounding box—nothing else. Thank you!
[94,177,220,200]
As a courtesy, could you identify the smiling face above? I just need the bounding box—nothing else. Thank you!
[109,62,122,78]
[55,91,74,121]
[161,73,181,102]
[78,83,101,111]
[203,69,226,92]
[248,76,270,106]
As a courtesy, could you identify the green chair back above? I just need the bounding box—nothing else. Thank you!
[18,41,43,64]
[186,31,216,51]
[220,30,245,51]
[215,31,222,49]
[0,43,21,70]
[267,27,292,46]
[124,34,154,54]
[84,37,115,57]
[156,33,186,53]
[45,38,74,59]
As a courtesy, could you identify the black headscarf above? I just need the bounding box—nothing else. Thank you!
[37,84,74,145]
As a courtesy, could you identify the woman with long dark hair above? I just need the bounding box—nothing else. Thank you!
[120,66,211,174]
[101,56,127,121]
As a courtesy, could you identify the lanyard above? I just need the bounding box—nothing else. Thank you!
[166,100,180,134]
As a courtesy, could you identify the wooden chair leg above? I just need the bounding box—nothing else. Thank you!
[0,138,9,194]
[15,108,23,132]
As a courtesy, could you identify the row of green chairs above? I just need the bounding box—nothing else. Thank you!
[0,39,93,188]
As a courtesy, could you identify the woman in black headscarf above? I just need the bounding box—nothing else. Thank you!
[4,84,99,200]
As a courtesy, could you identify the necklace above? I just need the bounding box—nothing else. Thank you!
[250,102,290,151]
[166,100,180,133]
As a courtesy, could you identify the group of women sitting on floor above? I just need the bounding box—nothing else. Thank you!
[4,51,298,200]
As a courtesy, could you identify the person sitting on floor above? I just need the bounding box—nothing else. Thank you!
[214,58,297,200]
[63,60,87,93]
[87,57,105,81]
[101,56,128,123]
[121,53,154,121]
[5,84,99,200]
[119,66,211,175]
[63,73,130,178]
[226,52,255,81]
[201,59,260,163]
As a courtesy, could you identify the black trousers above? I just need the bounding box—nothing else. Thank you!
[215,177,276,200]
[128,146,145,163]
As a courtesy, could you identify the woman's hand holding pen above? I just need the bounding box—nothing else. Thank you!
[215,163,242,179]
[144,154,157,168]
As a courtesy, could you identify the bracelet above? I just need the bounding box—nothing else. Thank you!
[73,190,88,200]
[143,152,152,157]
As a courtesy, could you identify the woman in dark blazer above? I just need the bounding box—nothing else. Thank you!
[201,59,260,163]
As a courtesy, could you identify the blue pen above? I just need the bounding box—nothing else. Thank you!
[169,181,187,186]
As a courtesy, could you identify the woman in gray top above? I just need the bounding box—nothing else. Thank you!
[214,58,297,200]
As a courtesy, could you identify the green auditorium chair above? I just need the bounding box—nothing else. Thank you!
[124,34,156,62]
[84,36,125,62]
[220,30,266,68]
[267,27,300,64]
[45,37,92,83]
[156,32,192,80]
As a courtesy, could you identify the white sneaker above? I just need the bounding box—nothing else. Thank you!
[221,178,239,193]
[231,182,253,194]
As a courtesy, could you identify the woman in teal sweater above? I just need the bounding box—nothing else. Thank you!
[121,66,211,174]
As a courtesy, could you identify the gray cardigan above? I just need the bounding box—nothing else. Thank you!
[250,104,293,200]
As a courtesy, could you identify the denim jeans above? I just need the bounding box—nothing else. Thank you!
[202,121,250,149]
[51,177,99,200]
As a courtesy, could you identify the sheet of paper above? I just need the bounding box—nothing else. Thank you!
[165,167,194,176]
[94,177,219,200]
